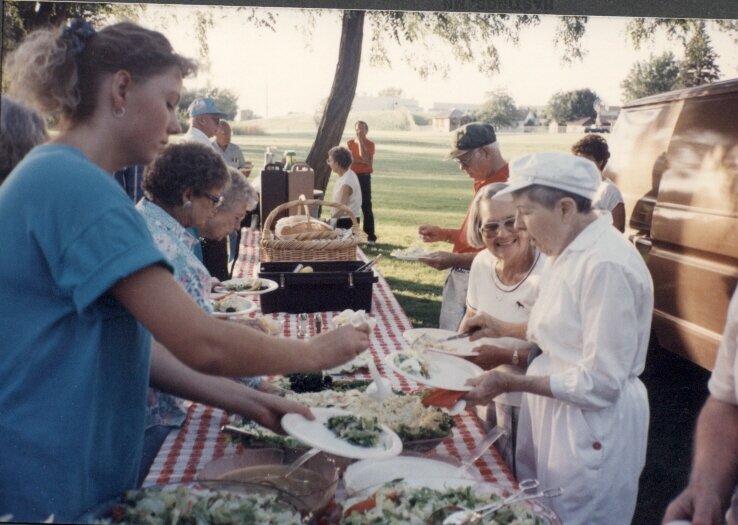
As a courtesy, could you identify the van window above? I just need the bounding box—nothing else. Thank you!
[605,103,682,233]
[652,93,738,260]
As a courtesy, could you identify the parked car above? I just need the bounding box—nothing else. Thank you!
[584,126,610,133]
[605,78,738,370]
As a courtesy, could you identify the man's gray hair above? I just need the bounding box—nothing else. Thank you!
[1,96,48,183]
[222,167,258,211]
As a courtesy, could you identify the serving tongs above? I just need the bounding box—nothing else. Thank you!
[355,254,382,272]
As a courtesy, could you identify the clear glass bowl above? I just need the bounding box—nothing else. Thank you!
[198,448,340,518]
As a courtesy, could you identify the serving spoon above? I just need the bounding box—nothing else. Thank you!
[366,358,392,403]
[456,426,505,475]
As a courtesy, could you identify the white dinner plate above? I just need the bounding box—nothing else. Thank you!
[403,328,479,357]
[343,456,481,496]
[390,247,431,261]
[384,351,484,391]
[281,407,403,460]
[210,296,258,319]
[213,277,278,296]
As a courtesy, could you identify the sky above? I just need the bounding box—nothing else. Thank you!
[143,5,738,117]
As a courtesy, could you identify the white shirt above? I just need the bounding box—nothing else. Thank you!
[592,177,624,212]
[517,213,653,525]
[709,291,738,404]
[466,249,546,406]
[180,127,214,147]
[331,169,362,219]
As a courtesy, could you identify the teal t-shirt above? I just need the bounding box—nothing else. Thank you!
[0,144,171,521]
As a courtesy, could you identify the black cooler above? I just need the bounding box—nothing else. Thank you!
[258,261,377,314]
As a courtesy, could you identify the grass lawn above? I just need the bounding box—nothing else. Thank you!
[230,127,579,327]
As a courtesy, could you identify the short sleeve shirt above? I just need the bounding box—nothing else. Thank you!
[467,249,546,406]
[331,169,363,218]
[708,291,738,405]
[592,178,624,212]
[347,138,375,175]
[0,144,171,521]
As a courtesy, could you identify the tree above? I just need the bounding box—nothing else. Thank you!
[377,87,404,97]
[239,109,260,121]
[545,89,599,124]
[2,1,144,56]
[677,21,721,88]
[476,90,519,128]
[305,11,365,191]
[621,52,680,102]
[304,11,553,191]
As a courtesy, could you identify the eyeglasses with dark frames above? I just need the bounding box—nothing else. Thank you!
[201,191,225,208]
[479,216,517,237]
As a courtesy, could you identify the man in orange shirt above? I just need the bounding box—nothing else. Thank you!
[347,120,377,243]
[418,123,509,330]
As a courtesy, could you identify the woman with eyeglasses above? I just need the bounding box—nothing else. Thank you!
[458,182,546,474]
[137,142,228,312]
[0,19,370,521]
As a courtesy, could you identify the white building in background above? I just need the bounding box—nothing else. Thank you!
[432,109,474,131]
[352,95,422,112]
[431,102,481,113]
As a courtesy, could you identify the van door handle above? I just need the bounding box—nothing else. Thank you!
[633,236,652,249]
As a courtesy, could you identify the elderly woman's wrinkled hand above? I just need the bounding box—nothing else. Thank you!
[309,323,371,370]
[461,312,506,340]
[418,251,454,270]
[464,370,511,406]
[466,344,512,370]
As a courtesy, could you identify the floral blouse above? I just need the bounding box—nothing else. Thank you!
[137,199,213,314]
[137,199,213,428]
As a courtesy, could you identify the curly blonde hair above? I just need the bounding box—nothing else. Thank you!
[4,21,197,127]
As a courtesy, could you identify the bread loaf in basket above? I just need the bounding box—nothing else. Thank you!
[275,214,333,239]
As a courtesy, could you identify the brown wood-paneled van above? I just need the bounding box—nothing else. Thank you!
[605,78,738,370]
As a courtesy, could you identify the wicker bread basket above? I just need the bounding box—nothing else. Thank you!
[260,198,364,262]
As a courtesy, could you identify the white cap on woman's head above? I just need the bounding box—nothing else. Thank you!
[495,152,601,200]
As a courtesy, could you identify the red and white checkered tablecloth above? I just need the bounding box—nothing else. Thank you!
[144,229,516,491]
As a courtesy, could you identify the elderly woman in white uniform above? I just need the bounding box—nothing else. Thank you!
[464,152,653,525]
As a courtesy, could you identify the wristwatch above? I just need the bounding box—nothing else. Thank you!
[512,349,520,366]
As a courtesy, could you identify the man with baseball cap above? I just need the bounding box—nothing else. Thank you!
[181,97,227,146]
[418,122,508,330]
[463,152,653,525]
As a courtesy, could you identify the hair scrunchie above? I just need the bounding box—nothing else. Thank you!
[63,17,96,56]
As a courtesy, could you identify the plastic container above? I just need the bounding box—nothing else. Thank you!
[258,261,376,314]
